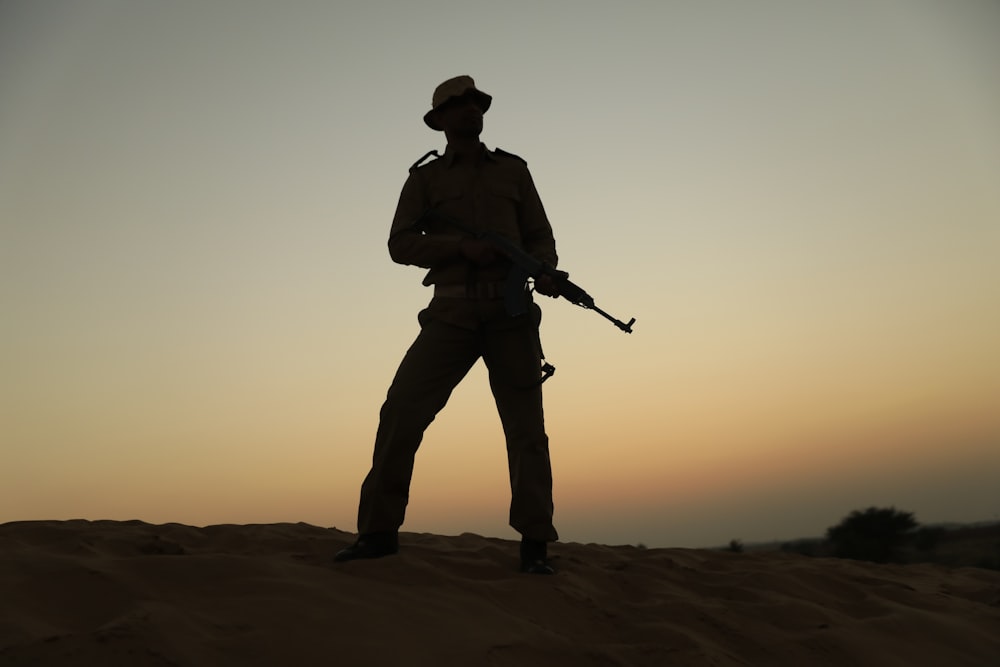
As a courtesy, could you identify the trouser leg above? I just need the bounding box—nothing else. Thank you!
[483,314,558,542]
[357,318,479,534]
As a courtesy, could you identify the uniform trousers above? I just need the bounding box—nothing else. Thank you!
[356,297,558,542]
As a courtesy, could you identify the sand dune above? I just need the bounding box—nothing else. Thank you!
[1,520,997,666]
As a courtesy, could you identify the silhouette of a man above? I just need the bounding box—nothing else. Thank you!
[335,76,560,574]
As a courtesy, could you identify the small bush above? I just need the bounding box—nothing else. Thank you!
[826,506,918,563]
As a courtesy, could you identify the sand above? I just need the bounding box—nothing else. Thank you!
[1,520,997,666]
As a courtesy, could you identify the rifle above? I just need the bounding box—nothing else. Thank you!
[416,209,635,333]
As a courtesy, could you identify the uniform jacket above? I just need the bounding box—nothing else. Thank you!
[388,144,558,289]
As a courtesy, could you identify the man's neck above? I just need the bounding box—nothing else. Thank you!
[445,136,484,162]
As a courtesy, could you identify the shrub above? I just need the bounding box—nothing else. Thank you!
[826,506,918,563]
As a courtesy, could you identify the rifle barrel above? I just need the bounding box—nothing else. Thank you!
[589,304,635,333]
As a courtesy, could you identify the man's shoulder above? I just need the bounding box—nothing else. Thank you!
[408,149,442,173]
[491,147,528,166]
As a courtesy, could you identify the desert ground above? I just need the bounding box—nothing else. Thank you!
[1,520,998,666]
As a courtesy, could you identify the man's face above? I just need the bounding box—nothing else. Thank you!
[434,92,484,139]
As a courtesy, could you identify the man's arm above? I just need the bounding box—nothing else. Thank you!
[517,169,558,269]
[387,171,463,268]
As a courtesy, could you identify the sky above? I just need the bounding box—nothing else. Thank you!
[2,0,998,549]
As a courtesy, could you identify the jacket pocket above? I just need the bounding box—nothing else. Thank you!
[483,181,522,239]
[428,183,464,208]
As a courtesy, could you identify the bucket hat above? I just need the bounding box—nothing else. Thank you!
[423,75,492,130]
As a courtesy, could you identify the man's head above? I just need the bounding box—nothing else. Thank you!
[423,75,492,137]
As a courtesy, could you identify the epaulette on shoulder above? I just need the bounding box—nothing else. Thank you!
[409,149,441,173]
[493,147,527,166]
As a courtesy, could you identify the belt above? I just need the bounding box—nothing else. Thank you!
[434,281,506,299]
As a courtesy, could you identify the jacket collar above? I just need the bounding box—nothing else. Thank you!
[442,143,497,168]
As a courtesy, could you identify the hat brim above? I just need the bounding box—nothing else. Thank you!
[423,89,492,131]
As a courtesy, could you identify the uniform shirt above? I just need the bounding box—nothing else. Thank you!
[388,143,558,288]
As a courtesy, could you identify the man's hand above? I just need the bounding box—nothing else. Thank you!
[534,271,565,298]
[460,238,498,265]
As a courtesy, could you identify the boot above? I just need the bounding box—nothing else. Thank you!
[334,531,399,562]
[520,537,555,575]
